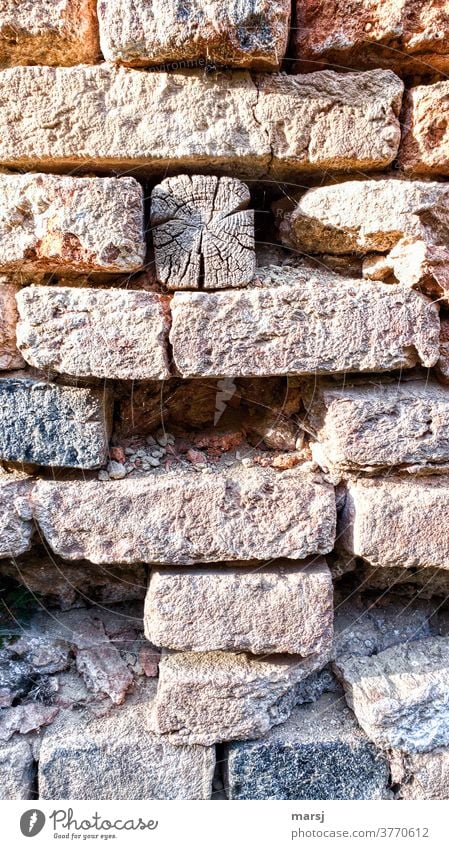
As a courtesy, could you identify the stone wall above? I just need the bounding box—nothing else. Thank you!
[1,0,449,801]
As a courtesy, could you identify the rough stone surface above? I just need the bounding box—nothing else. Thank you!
[0,66,403,178]
[334,597,435,660]
[31,467,336,564]
[305,379,449,474]
[170,280,439,377]
[0,173,145,276]
[390,748,449,800]
[151,175,255,289]
[339,476,449,571]
[400,82,449,175]
[0,377,112,469]
[335,638,449,753]
[0,555,146,610]
[0,0,100,66]
[294,0,449,75]
[0,282,24,370]
[0,474,34,559]
[0,738,34,800]
[0,703,58,742]
[39,686,215,800]
[387,238,449,303]
[98,0,290,70]
[225,692,391,800]
[436,318,449,384]
[278,179,449,254]
[145,559,333,654]
[16,286,170,380]
[150,649,331,745]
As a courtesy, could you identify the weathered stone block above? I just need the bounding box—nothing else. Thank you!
[294,1,449,75]
[151,175,255,289]
[0,0,100,66]
[0,173,145,276]
[150,648,331,745]
[277,179,449,254]
[170,280,439,377]
[0,474,34,559]
[400,82,449,175]
[31,467,336,564]
[98,0,291,70]
[225,693,391,800]
[39,686,215,800]
[0,739,34,800]
[390,748,449,800]
[0,377,112,469]
[335,637,449,753]
[436,318,449,384]
[339,476,449,571]
[145,559,333,654]
[0,282,24,370]
[0,66,402,178]
[16,286,170,380]
[306,379,449,474]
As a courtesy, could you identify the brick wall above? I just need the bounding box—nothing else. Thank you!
[1,1,449,802]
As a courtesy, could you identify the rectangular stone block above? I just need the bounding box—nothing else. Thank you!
[335,637,449,753]
[277,179,449,254]
[150,648,331,746]
[0,173,145,276]
[225,693,390,800]
[0,66,402,178]
[170,279,439,378]
[294,1,449,75]
[98,0,291,70]
[400,82,449,175]
[0,281,24,370]
[31,467,336,564]
[16,286,170,380]
[39,685,215,800]
[0,474,34,559]
[339,476,449,570]
[0,377,112,469]
[305,379,449,475]
[0,0,100,66]
[145,559,333,655]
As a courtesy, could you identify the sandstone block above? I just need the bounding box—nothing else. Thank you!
[150,649,331,746]
[225,693,390,800]
[0,65,402,178]
[390,748,449,800]
[0,173,145,276]
[0,0,100,66]
[39,686,215,800]
[145,559,333,654]
[294,1,449,75]
[400,82,449,175]
[0,282,24,370]
[0,474,34,559]
[151,174,255,289]
[0,739,34,800]
[170,280,439,377]
[98,0,290,70]
[387,238,449,304]
[305,379,449,474]
[277,179,449,254]
[16,286,170,380]
[335,637,449,753]
[0,377,112,469]
[31,467,336,564]
[339,476,449,571]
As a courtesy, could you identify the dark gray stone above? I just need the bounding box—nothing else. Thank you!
[224,693,391,800]
[0,659,33,707]
[0,377,112,468]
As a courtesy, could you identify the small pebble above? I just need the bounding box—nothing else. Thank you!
[124,447,134,456]
[98,470,110,481]
[107,461,126,480]
[146,435,156,446]
[148,457,160,467]
[141,463,150,471]
[242,457,253,468]
[157,434,169,447]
